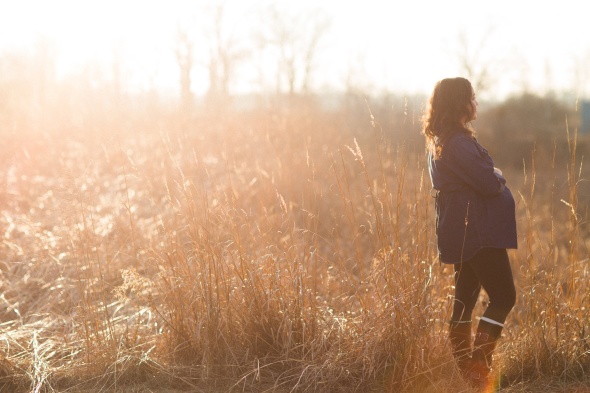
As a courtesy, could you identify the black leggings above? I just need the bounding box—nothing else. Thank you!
[451,247,516,325]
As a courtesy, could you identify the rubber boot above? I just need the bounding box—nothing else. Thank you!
[449,320,472,374]
[465,319,503,390]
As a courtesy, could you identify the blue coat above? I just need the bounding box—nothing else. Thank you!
[428,132,517,264]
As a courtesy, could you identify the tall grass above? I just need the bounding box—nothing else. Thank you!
[503,118,590,387]
[0,104,588,392]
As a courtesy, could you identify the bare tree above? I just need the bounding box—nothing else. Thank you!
[173,2,248,111]
[450,25,517,99]
[205,3,247,105]
[260,5,331,96]
[454,27,496,95]
[0,38,57,134]
[175,26,194,113]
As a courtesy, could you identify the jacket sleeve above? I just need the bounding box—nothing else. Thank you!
[445,135,505,196]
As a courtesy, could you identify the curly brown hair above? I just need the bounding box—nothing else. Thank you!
[423,77,476,157]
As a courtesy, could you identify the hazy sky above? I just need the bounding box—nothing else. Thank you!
[1,0,589,99]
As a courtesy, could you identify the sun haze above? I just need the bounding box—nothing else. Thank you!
[1,1,590,392]
[1,0,589,98]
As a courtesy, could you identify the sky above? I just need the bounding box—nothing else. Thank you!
[1,0,589,100]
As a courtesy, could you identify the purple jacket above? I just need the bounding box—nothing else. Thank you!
[428,132,517,264]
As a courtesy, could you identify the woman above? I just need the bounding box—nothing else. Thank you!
[423,77,517,388]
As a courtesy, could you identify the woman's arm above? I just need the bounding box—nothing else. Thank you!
[445,135,505,196]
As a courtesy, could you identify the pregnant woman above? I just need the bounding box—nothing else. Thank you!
[422,77,517,389]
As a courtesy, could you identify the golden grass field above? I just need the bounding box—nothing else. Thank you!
[0,102,589,392]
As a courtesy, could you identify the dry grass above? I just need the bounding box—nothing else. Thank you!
[0,103,588,393]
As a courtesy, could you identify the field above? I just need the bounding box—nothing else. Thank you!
[0,101,589,392]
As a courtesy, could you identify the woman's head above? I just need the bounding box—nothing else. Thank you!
[423,77,477,156]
